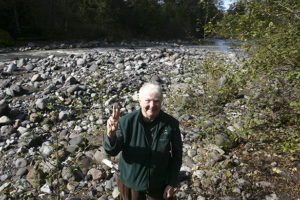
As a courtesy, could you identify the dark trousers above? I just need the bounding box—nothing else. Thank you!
[116,176,172,200]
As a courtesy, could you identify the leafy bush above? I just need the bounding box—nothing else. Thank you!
[205,0,300,153]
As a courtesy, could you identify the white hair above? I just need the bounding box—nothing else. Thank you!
[139,82,163,101]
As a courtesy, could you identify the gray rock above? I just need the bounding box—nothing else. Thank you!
[1,125,15,135]
[0,174,10,182]
[40,141,54,156]
[62,167,75,181]
[112,187,120,199]
[232,187,241,194]
[6,63,17,73]
[197,196,206,200]
[60,129,68,138]
[105,179,113,190]
[0,116,11,125]
[16,168,28,176]
[66,145,77,153]
[24,63,34,71]
[15,158,27,168]
[39,161,56,173]
[96,185,105,193]
[17,58,26,67]
[89,64,99,72]
[193,170,205,179]
[256,181,275,188]
[187,149,196,157]
[237,178,251,188]
[207,150,223,166]
[94,149,107,163]
[43,84,56,94]
[205,144,225,155]
[17,126,28,134]
[77,58,86,66]
[59,111,70,121]
[203,120,214,129]
[215,134,236,150]
[36,98,48,110]
[69,136,84,146]
[41,72,49,79]
[31,74,42,82]
[74,125,82,132]
[0,79,11,89]
[67,85,80,94]
[87,168,103,180]
[265,193,279,200]
[6,85,23,96]
[183,156,194,168]
[40,184,52,194]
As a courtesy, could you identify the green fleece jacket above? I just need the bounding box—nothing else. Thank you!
[104,109,182,191]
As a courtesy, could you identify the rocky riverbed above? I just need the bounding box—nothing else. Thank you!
[0,41,299,200]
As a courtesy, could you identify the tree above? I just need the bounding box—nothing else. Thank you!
[212,0,300,126]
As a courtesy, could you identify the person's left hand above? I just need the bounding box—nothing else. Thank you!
[163,185,174,199]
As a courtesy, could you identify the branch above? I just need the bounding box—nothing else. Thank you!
[276,1,300,20]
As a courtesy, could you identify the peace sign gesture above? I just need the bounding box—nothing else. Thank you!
[107,104,120,139]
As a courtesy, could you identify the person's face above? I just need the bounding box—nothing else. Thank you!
[139,89,162,122]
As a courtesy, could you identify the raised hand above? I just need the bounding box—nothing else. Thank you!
[107,103,120,139]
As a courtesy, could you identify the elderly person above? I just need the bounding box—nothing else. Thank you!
[104,82,182,200]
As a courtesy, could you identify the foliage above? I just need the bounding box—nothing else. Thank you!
[205,0,300,153]
[197,0,223,38]
[164,0,300,154]
[213,0,299,70]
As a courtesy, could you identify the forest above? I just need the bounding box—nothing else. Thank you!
[0,0,222,43]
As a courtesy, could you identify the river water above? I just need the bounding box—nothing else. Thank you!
[0,39,240,62]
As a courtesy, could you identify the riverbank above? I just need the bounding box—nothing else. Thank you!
[0,39,239,62]
[0,43,299,200]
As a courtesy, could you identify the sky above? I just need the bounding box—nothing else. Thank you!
[223,0,238,10]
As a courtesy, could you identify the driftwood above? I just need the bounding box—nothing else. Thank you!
[102,158,119,174]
